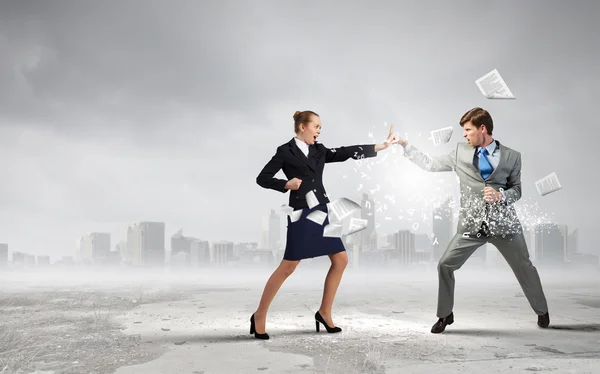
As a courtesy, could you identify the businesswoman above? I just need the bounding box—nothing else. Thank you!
[250,110,395,339]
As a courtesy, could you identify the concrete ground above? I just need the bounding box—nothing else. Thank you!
[2,265,600,373]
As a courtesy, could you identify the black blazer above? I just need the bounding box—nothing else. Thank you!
[256,138,378,209]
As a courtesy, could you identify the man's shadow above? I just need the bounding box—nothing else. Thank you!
[444,324,600,336]
[549,324,600,332]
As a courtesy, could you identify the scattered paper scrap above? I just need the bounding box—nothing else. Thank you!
[431,126,453,146]
[306,191,320,209]
[323,223,344,238]
[475,69,516,99]
[535,172,562,196]
[307,210,327,225]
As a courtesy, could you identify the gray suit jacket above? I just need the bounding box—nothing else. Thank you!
[404,141,523,236]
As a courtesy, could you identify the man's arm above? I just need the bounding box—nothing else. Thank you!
[402,143,457,172]
[502,153,522,204]
[256,147,288,193]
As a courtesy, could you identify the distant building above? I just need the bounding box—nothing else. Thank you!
[534,223,567,266]
[37,255,51,267]
[79,233,111,266]
[268,210,281,251]
[567,228,578,262]
[127,222,166,267]
[212,241,234,267]
[392,230,415,267]
[359,193,377,251]
[171,229,212,267]
[0,243,7,267]
[190,240,211,267]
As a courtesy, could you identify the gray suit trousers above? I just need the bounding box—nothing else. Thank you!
[437,232,549,318]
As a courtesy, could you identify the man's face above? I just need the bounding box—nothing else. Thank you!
[463,121,486,147]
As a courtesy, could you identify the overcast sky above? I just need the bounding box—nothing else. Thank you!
[1,0,598,259]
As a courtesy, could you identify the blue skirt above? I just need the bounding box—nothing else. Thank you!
[284,204,346,261]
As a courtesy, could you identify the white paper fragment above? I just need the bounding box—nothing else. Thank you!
[307,210,327,225]
[323,223,344,238]
[475,69,516,99]
[348,218,368,235]
[280,204,293,215]
[290,210,303,222]
[305,191,319,209]
[431,126,453,146]
[327,198,361,223]
[535,172,563,196]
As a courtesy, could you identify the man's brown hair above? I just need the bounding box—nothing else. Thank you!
[459,107,493,135]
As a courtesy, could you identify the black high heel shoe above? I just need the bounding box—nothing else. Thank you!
[250,314,270,340]
[315,311,342,333]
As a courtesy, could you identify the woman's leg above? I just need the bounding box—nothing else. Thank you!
[318,251,349,327]
[253,259,300,333]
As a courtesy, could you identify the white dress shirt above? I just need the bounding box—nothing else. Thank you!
[294,137,310,157]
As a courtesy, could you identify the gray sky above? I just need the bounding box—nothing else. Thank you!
[1,0,598,259]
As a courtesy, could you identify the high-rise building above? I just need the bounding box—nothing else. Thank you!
[171,229,213,267]
[567,228,578,262]
[359,193,377,251]
[190,240,211,267]
[414,233,432,262]
[37,255,51,267]
[79,233,111,266]
[534,223,567,265]
[126,222,166,267]
[171,229,191,256]
[116,240,128,264]
[522,225,537,261]
[393,230,415,267]
[212,241,234,267]
[268,210,281,251]
[0,243,7,267]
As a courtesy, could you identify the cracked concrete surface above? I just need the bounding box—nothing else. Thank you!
[3,265,600,373]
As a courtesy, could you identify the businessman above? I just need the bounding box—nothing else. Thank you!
[394,107,549,333]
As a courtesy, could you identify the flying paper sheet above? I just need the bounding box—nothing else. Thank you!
[535,172,563,196]
[323,223,344,238]
[280,204,293,215]
[431,126,453,146]
[475,69,516,99]
[306,191,320,209]
[326,198,361,223]
[289,209,303,222]
[347,218,368,235]
[307,210,327,225]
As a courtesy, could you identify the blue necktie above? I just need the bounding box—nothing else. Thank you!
[479,148,493,179]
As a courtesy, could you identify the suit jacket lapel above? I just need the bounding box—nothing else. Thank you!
[288,138,315,172]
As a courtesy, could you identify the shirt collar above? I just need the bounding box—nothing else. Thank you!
[294,137,309,151]
[478,140,497,155]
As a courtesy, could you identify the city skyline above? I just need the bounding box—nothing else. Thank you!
[0,190,586,260]
[2,192,590,270]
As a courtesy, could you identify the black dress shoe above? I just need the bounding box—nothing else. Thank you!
[537,312,550,328]
[431,312,454,334]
